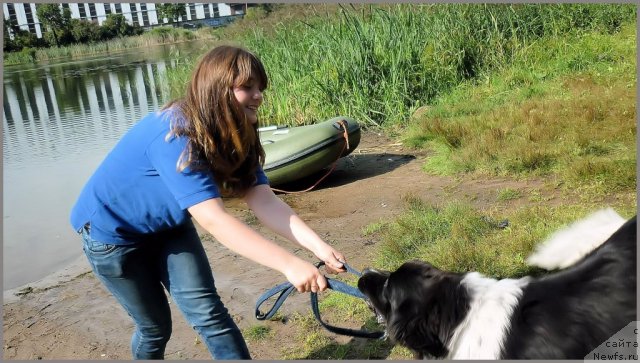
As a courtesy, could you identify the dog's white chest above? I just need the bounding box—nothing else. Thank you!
[447,273,529,359]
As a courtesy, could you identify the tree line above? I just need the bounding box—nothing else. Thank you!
[3,4,188,53]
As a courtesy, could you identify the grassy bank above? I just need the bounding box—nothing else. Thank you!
[250,4,635,127]
[407,22,636,196]
[165,4,634,128]
[161,4,635,359]
[3,27,215,65]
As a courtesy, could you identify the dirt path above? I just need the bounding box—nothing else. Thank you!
[2,131,552,360]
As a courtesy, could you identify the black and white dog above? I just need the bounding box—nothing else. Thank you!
[358,208,637,359]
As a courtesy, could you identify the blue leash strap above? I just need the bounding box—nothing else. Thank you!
[255,262,385,340]
[254,281,296,320]
[310,262,385,339]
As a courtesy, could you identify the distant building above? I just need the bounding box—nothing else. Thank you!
[3,3,247,39]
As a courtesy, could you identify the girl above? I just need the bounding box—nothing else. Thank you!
[70,45,347,360]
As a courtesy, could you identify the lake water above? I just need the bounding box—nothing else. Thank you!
[2,43,209,290]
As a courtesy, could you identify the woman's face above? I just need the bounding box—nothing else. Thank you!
[233,78,263,124]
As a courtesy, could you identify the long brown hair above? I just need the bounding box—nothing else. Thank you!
[163,45,268,197]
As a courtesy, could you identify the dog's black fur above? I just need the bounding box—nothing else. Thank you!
[358,215,637,359]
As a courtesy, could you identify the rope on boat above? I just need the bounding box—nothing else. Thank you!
[270,119,350,194]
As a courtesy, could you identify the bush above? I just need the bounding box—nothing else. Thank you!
[19,47,37,62]
[244,6,268,22]
[43,28,74,47]
[70,19,101,43]
[149,26,174,40]
[131,24,145,36]
[13,30,40,49]
[102,13,136,38]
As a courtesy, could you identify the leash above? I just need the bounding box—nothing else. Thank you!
[255,261,386,340]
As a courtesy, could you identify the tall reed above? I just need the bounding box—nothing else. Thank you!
[163,4,634,128]
[243,4,635,127]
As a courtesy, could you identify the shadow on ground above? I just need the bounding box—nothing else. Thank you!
[272,153,417,193]
[304,316,395,359]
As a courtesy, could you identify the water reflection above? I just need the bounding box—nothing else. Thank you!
[3,46,196,290]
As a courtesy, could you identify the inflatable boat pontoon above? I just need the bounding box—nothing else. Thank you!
[260,116,361,186]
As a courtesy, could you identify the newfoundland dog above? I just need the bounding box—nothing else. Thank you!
[358,209,636,359]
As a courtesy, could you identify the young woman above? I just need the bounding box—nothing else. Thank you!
[70,45,347,360]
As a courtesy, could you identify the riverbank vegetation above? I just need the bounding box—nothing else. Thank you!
[199,4,636,359]
[166,4,635,127]
[4,27,214,65]
[3,24,215,66]
[167,3,636,198]
[3,3,222,65]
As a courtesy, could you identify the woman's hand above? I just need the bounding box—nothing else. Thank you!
[283,258,328,293]
[313,244,346,275]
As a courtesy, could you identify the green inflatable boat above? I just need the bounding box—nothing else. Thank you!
[259,116,361,186]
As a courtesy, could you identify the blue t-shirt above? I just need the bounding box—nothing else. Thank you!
[70,109,269,245]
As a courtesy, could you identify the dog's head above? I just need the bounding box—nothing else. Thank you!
[358,260,468,358]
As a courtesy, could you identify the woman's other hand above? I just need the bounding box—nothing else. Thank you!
[313,244,346,275]
[283,258,328,293]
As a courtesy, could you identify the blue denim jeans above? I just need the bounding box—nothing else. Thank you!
[81,223,251,360]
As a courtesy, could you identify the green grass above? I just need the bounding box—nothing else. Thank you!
[372,197,636,278]
[243,325,273,342]
[277,319,396,359]
[269,278,398,359]
[528,189,554,203]
[406,22,636,201]
[162,3,635,129]
[497,188,523,202]
[361,219,387,236]
[250,3,636,127]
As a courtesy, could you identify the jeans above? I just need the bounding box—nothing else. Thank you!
[81,223,251,360]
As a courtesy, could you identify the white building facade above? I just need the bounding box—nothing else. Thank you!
[3,3,242,39]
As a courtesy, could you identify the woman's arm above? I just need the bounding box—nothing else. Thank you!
[188,198,328,292]
[243,184,346,273]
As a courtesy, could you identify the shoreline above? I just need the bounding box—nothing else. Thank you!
[2,221,219,304]
[3,36,218,67]
[3,254,91,304]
